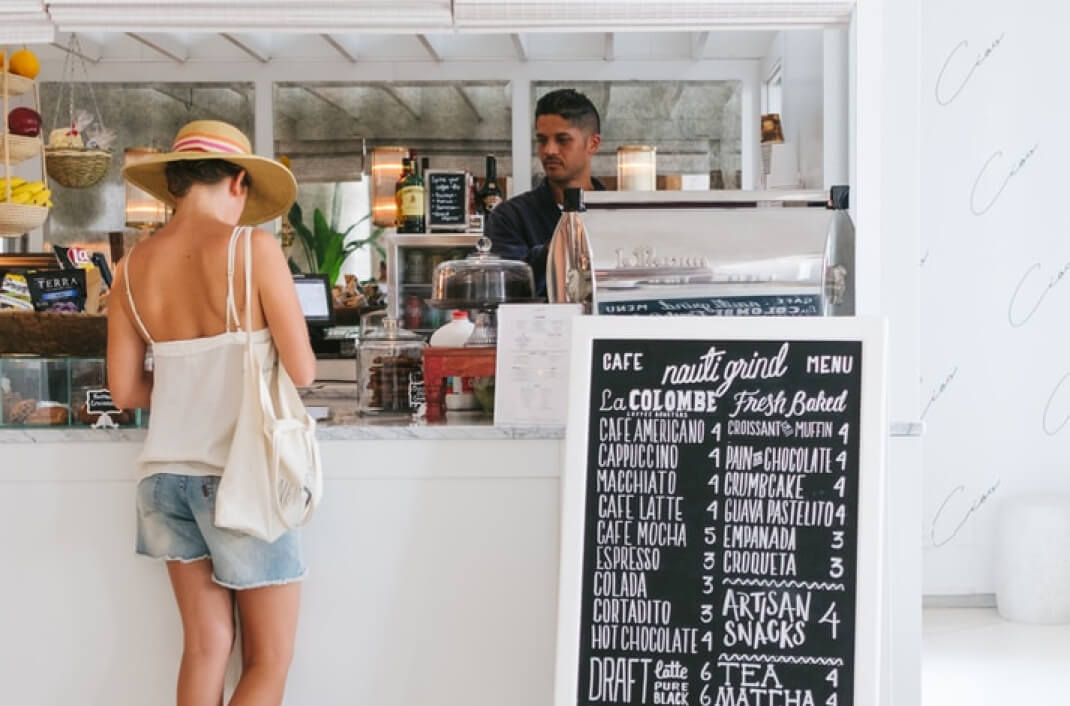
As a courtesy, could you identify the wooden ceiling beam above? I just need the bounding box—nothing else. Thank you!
[301,86,362,123]
[416,34,442,62]
[51,32,103,64]
[220,32,270,64]
[378,86,422,121]
[321,34,358,63]
[691,31,712,60]
[126,32,188,64]
[454,86,483,123]
[510,33,528,62]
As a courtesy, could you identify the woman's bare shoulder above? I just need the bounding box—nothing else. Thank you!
[249,228,287,263]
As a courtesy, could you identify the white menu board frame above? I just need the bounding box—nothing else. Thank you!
[554,315,887,706]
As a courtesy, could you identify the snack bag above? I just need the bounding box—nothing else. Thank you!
[53,244,94,270]
[25,269,87,313]
[54,245,111,313]
[0,273,33,311]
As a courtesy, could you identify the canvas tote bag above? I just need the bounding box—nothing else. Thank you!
[215,226,323,542]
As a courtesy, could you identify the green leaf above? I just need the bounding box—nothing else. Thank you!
[286,203,386,282]
[312,209,333,267]
[287,203,318,272]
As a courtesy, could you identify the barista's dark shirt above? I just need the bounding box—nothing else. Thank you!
[484,177,606,296]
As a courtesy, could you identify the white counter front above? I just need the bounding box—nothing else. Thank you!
[0,429,565,706]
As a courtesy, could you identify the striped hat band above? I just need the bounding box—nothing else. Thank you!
[171,132,249,155]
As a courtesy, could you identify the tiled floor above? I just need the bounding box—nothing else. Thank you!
[923,608,1070,705]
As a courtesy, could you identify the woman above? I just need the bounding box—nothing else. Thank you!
[107,120,316,706]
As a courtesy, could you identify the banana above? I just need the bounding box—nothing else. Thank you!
[30,189,51,207]
[0,177,26,190]
[8,191,32,205]
[12,180,46,197]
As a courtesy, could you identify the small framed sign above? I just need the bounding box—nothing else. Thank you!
[554,316,888,706]
[425,170,469,232]
[86,388,120,416]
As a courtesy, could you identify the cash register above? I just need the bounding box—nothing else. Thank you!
[293,274,358,382]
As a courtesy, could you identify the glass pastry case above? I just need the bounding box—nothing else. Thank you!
[0,355,143,428]
[386,231,483,336]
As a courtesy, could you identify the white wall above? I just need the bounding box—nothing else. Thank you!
[878,0,922,704]
[920,0,1070,596]
[762,30,826,189]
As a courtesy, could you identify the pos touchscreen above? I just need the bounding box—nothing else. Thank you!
[292,274,333,325]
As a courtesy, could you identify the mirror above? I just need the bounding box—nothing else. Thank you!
[532,80,744,190]
[274,81,512,183]
[38,82,255,248]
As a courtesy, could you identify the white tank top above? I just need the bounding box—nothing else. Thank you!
[124,226,275,480]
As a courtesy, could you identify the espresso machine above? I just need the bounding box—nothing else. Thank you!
[580,187,854,317]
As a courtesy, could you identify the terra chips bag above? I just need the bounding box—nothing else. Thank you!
[25,269,87,313]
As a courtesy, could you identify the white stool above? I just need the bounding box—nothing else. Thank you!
[995,494,1070,624]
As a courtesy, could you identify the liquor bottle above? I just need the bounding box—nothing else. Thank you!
[545,188,594,313]
[466,170,482,231]
[477,155,503,213]
[421,156,430,178]
[395,158,426,233]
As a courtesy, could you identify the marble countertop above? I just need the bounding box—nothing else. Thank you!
[0,382,566,443]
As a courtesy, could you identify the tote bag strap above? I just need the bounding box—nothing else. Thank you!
[243,225,255,345]
[225,226,244,333]
[244,226,280,423]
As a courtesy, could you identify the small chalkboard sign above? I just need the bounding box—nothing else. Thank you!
[555,316,886,706]
[86,389,120,415]
[425,170,469,232]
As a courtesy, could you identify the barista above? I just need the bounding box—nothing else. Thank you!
[485,89,606,295]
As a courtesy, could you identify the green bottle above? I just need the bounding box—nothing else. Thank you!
[395,158,426,233]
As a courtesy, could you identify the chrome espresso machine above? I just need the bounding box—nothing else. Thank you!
[581,187,854,317]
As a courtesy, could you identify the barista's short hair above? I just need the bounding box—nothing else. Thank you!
[165,159,251,199]
[535,89,601,135]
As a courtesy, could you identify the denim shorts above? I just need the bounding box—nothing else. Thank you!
[136,473,307,590]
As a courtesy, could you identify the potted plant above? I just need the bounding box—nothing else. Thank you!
[286,202,386,287]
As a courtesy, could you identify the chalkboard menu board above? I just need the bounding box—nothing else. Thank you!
[426,170,469,231]
[556,317,885,706]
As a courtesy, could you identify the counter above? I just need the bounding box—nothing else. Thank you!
[0,383,566,706]
[0,382,566,443]
[0,383,911,706]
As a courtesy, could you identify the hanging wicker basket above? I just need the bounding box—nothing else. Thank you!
[44,147,111,188]
[0,202,50,237]
[2,134,43,165]
[0,71,33,98]
[44,35,115,190]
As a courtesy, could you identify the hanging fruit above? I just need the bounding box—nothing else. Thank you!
[9,49,40,79]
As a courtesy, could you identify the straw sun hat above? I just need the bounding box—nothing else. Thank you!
[121,120,297,225]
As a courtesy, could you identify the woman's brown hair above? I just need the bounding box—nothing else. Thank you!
[164,159,252,199]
